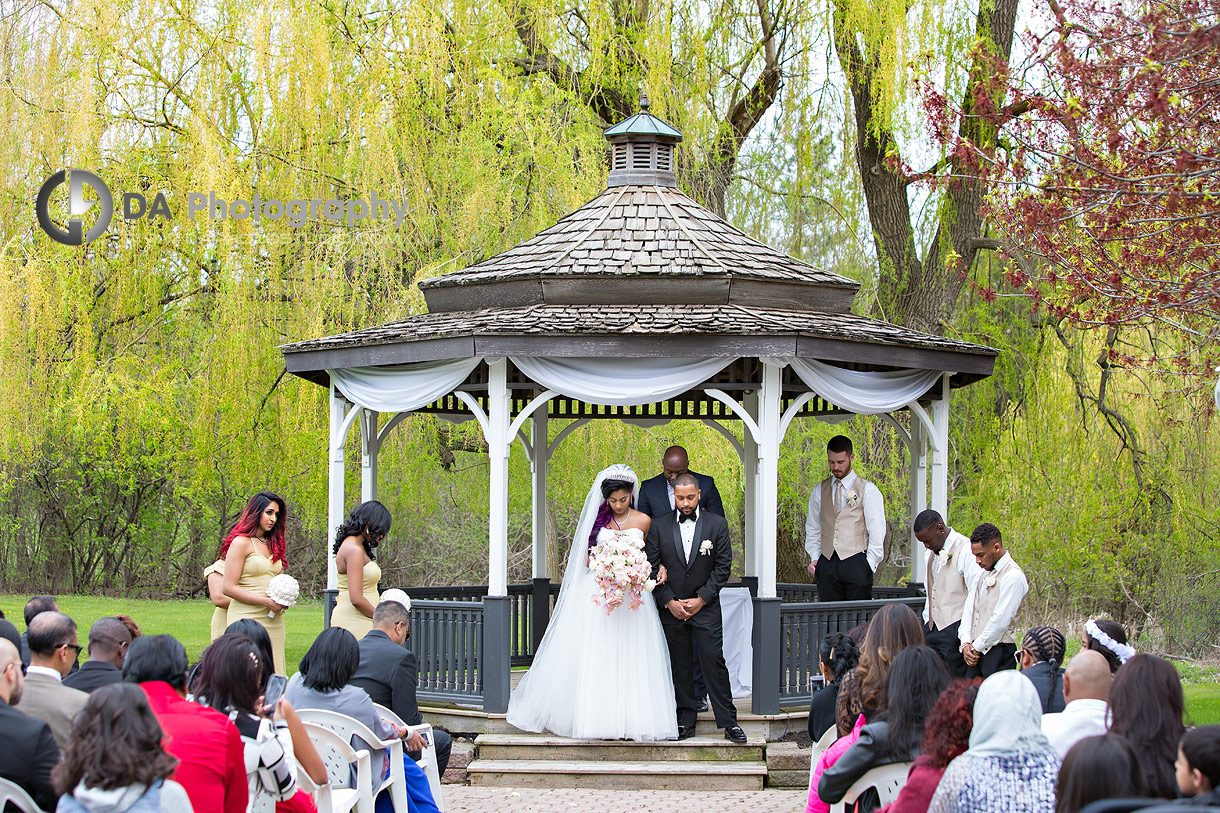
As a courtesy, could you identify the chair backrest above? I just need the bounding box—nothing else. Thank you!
[0,777,44,813]
[842,761,913,807]
[298,708,387,748]
[372,703,406,728]
[301,722,364,790]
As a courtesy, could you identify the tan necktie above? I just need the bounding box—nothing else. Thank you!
[833,479,843,514]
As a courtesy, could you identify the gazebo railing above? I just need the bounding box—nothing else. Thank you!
[775,582,923,603]
[410,599,485,704]
[777,596,925,706]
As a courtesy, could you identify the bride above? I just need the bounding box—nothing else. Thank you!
[506,464,678,740]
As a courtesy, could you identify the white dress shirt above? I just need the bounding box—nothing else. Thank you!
[803,469,886,571]
[24,665,63,682]
[1041,698,1109,758]
[958,552,1028,653]
[679,507,700,561]
[667,480,675,511]
[922,528,984,624]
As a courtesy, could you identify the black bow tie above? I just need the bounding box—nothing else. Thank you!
[678,512,697,524]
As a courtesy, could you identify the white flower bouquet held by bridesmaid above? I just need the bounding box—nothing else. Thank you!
[266,574,299,618]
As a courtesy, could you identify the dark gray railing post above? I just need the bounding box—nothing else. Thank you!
[751,596,782,715]
[482,595,512,714]
[323,589,338,629]
[531,577,551,651]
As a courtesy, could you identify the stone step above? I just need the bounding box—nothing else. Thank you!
[441,740,474,785]
[766,741,813,771]
[474,733,765,762]
[466,759,768,790]
[768,768,812,789]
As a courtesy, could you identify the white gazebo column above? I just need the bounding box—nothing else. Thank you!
[742,391,759,585]
[360,409,379,503]
[909,418,927,585]
[930,374,950,519]
[529,404,552,652]
[752,360,783,714]
[483,358,512,713]
[326,384,349,627]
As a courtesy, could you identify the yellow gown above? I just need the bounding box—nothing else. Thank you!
[203,559,227,642]
[225,552,287,675]
[331,558,382,639]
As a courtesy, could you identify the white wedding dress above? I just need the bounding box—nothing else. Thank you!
[506,526,678,740]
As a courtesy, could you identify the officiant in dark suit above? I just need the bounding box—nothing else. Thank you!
[637,445,724,710]
[645,473,746,743]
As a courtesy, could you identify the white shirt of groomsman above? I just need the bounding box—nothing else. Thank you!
[913,513,983,627]
[803,463,886,575]
[958,524,1028,667]
[1041,650,1112,758]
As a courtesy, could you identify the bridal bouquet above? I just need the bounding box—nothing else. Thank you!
[266,574,300,618]
[588,529,655,613]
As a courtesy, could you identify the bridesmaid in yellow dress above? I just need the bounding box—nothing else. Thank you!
[221,491,291,674]
[330,500,390,638]
[203,559,229,641]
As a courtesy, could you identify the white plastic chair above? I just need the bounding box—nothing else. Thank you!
[829,761,914,813]
[299,722,374,813]
[808,725,839,790]
[372,702,444,811]
[298,708,410,813]
[0,777,46,813]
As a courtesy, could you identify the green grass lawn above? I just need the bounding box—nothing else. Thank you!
[1186,683,1220,726]
[0,594,325,669]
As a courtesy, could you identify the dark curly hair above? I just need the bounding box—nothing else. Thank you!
[191,633,264,716]
[819,633,859,682]
[857,603,925,714]
[53,683,178,794]
[332,500,392,559]
[921,678,982,769]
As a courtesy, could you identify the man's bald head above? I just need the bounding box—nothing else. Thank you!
[88,617,133,666]
[0,638,22,704]
[1064,649,1112,703]
[662,446,689,482]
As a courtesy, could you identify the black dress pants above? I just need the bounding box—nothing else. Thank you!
[816,552,873,601]
[965,642,1017,678]
[925,621,969,677]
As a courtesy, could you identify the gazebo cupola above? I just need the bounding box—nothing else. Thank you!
[604,93,681,188]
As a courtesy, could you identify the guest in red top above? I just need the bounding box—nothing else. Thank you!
[123,634,247,813]
[878,678,980,813]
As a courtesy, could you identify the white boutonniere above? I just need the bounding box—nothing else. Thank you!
[699,540,714,555]
[936,549,953,567]
[845,490,861,508]
[984,573,998,589]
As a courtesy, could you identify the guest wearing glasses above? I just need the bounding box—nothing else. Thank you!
[331,501,392,638]
[14,611,88,747]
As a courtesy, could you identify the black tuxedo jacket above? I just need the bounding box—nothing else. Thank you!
[349,629,423,726]
[637,471,724,520]
[645,509,732,612]
[0,697,60,810]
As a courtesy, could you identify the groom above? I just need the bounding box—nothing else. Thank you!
[646,473,747,743]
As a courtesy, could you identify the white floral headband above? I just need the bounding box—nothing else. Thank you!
[1085,619,1136,664]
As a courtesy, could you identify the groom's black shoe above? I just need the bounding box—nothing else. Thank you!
[677,725,696,740]
[724,726,747,743]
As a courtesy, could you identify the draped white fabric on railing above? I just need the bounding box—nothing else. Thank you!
[328,357,482,413]
[764,356,943,414]
[511,356,735,406]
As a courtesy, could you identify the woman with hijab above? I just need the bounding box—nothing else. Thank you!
[927,671,1060,813]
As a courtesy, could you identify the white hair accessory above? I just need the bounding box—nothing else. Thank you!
[1085,619,1136,664]
[378,588,411,613]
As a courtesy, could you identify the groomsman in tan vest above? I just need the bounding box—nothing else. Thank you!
[959,522,1028,677]
[913,509,983,677]
[804,435,886,602]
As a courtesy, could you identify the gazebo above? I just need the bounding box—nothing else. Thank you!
[280,100,997,716]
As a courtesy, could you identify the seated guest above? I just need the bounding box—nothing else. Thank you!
[1018,626,1066,713]
[820,646,951,812]
[927,671,1060,812]
[0,638,59,810]
[806,714,867,813]
[958,523,1028,678]
[809,633,859,743]
[1082,618,1134,674]
[877,678,981,813]
[1176,725,1220,806]
[17,611,88,747]
[20,595,59,667]
[124,634,247,813]
[1107,654,1185,799]
[1042,650,1112,758]
[0,618,20,656]
[114,615,142,639]
[285,627,440,813]
[191,633,326,813]
[350,592,453,777]
[1055,734,1146,813]
[53,683,193,813]
[64,617,133,693]
[836,604,924,736]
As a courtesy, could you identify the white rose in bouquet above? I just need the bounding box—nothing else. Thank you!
[266,574,300,619]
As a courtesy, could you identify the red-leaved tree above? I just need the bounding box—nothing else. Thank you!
[923,0,1220,380]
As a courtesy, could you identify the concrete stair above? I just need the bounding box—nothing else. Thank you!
[466,733,769,790]
[765,741,813,788]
